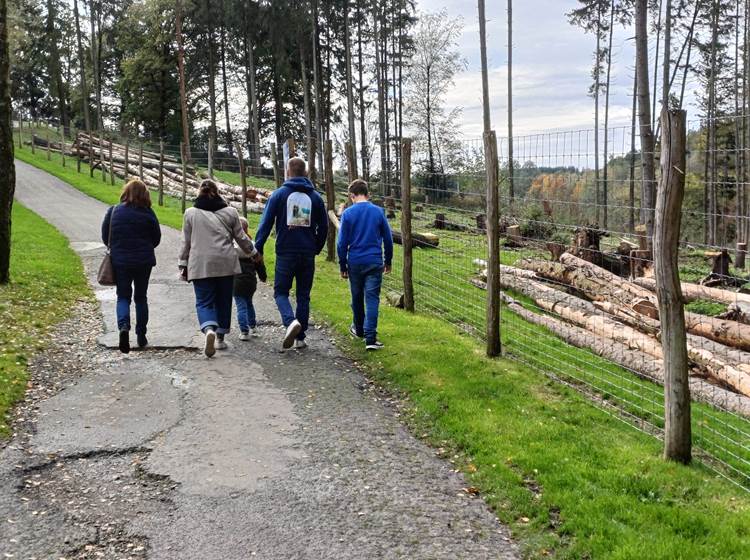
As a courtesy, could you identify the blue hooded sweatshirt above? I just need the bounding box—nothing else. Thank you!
[254,176,328,257]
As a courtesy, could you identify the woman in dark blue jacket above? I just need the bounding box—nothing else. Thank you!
[101,179,161,353]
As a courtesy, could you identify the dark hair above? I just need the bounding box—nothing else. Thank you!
[348,179,369,197]
[120,179,152,208]
[199,179,220,198]
[287,157,307,178]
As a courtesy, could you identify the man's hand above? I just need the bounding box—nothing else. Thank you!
[253,252,264,265]
[341,271,349,280]
[384,264,392,274]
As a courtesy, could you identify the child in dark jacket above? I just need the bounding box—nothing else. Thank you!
[234,218,267,340]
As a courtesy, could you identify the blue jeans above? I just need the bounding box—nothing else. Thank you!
[234,296,257,332]
[274,253,316,340]
[193,276,235,334]
[348,263,383,344]
[114,265,153,335]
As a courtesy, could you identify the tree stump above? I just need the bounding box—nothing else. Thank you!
[476,213,487,232]
[506,225,523,246]
[736,242,747,270]
[546,242,566,262]
[434,213,447,230]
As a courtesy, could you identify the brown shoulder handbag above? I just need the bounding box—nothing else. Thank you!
[97,206,117,286]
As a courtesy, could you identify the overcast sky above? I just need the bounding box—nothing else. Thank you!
[417,0,697,140]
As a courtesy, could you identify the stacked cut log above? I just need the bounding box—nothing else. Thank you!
[472,252,750,416]
[33,133,273,213]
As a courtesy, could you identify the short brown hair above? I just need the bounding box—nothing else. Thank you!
[287,157,308,178]
[120,179,152,208]
[199,179,220,198]
[348,179,368,197]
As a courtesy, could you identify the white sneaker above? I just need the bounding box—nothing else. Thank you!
[239,332,251,341]
[216,339,228,350]
[366,341,384,351]
[204,330,216,358]
[295,339,308,350]
[282,320,302,350]
[250,327,259,338]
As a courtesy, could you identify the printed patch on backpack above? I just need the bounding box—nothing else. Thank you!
[287,192,312,227]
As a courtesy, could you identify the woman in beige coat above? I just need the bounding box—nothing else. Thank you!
[179,180,262,357]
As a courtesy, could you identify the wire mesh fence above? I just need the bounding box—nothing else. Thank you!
[11,113,750,492]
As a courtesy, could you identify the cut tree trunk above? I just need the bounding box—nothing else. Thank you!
[632,276,750,306]
[392,230,439,248]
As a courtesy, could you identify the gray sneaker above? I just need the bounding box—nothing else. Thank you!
[204,330,216,358]
[295,339,308,350]
[349,324,364,339]
[366,341,384,351]
[282,320,302,350]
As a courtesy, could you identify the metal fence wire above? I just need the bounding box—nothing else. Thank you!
[11,116,750,492]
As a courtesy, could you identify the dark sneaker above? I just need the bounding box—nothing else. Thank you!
[137,333,148,348]
[366,341,384,351]
[282,320,302,350]
[119,330,130,354]
[349,325,364,339]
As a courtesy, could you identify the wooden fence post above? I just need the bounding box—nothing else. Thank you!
[401,138,415,312]
[101,135,107,182]
[45,125,51,161]
[75,131,81,173]
[271,143,280,185]
[17,117,22,148]
[655,108,691,465]
[88,133,94,177]
[109,138,115,185]
[235,142,248,217]
[288,137,297,157]
[345,142,356,183]
[158,140,165,206]
[59,125,65,167]
[124,139,130,178]
[208,133,214,178]
[485,130,501,357]
[30,125,35,154]
[139,142,144,180]
[324,139,336,262]
[180,142,188,213]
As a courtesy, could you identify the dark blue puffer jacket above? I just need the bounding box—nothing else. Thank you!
[101,203,161,268]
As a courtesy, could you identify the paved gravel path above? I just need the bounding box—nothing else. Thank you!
[1,161,519,559]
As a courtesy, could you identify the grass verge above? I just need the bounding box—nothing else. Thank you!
[14,142,750,559]
[0,203,90,437]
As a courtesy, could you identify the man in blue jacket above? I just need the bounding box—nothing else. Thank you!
[337,180,393,350]
[255,157,328,350]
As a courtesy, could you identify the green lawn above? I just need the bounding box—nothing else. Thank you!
[0,203,90,437]
[13,140,750,559]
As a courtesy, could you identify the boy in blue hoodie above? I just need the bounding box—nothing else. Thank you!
[255,157,328,350]
[337,180,393,350]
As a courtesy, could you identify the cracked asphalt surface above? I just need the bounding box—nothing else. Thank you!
[1,161,519,559]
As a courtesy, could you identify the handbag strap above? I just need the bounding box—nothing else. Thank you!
[106,205,116,249]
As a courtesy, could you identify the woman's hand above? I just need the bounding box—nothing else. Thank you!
[179,266,188,281]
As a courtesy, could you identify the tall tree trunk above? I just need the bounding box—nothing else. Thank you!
[635,0,657,245]
[662,0,672,109]
[735,0,742,245]
[629,64,638,234]
[602,0,615,230]
[176,0,191,163]
[478,0,491,133]
[312,0,324,174]
[272,53,284,149]
[745,0,750,244]
[0,0,14,284]
[220,1,233,158]
[205,0,217,175]
[374,10,388,194]
[391,1,400,183]
[356,0,368,179]
[344,0,358,178]
[89,0,102,131]
[507,0,514,202]
[73,0,91,134]
[708,0,719,246]
[652,0,663,131]
[46,0,68,134]
[381,5,391,187]
[594,4,602,226]
[301,47,313,161]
